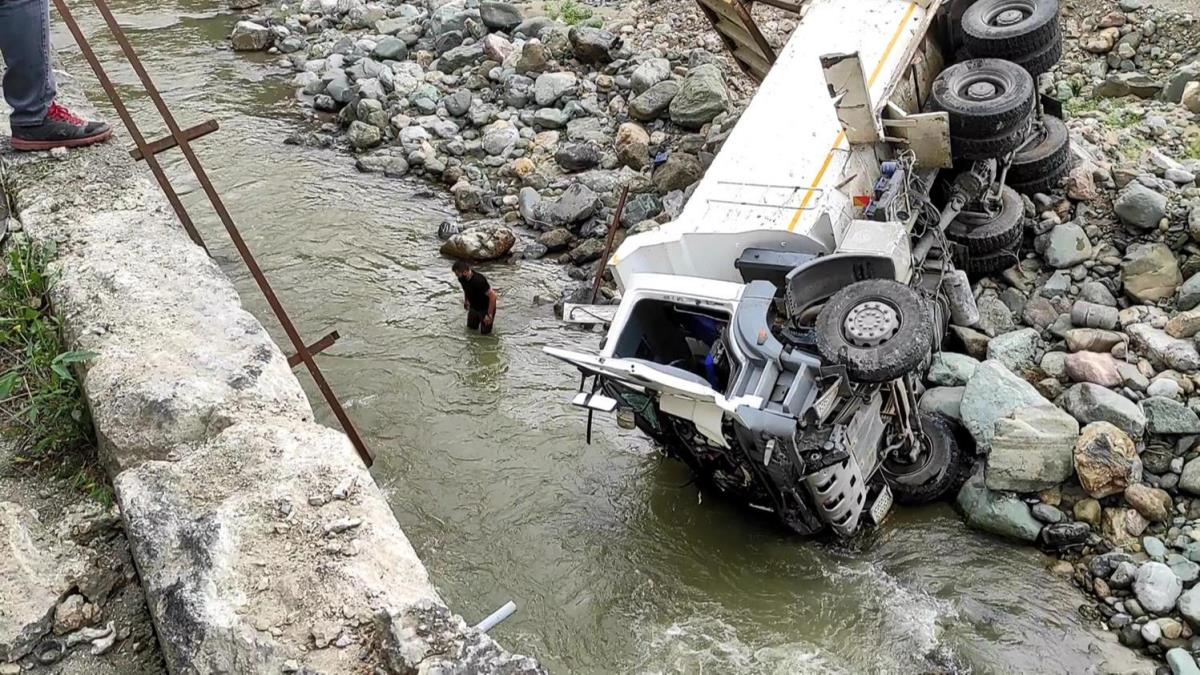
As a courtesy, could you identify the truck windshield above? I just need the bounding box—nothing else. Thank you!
[612,299,731,391]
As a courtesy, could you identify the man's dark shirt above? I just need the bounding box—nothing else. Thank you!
[458,272,492,314]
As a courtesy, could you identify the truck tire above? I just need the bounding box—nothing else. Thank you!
[950,121,1030,161]
[1008,114,1070,190]
[929,58,1035,139]
[1010,31,1063,76]
[815,280,933,384]
[883,414,968,505]
[961,0,1060,60]
[959,241,1021,277]
[946,185,1024,254]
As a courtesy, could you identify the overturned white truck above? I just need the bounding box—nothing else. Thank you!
[548,0,1070,536]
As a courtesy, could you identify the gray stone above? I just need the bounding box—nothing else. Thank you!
[554,144,601,173]
[1031,503,1065,523]
[1146,536,1168,559]
[986,327,1040,373]
[533,71,577,106]
[482,34,513,62]
[430,5,472,36]
[231,21,271,51]
[1183,275,1200,312]
[669,64,729,129]
[629,81,679,121]
[1127,324,1200,373]
[568,26,617,64]
[444,90,472,117]
[346,121,382,150]
[1142,397,1200,434]
[956,470,1042,542]
[631,58,671,94]
[653,153,703,194]
[436,43,484,73]
[1168,554,1200,584]
[503,74,534,107]
[514,17,556,38]
[0,503,88,661]
[1115,182,1169,230]
[620,193,663,228]
[1167,648,1200,675]
[515,40,549,75]
[479,1,522,32]
[532,107,568,129]
[918,386,964,421]
[541,183,598,225]
[1043,223,1092,268]
[1179,586,1200,626]
[1061,383,1147,438]
[1080,281,1118,307]
[1123,243,1181,303]
[1165,61,1200,103]
[373,36,408,61]
[1179,458,1200,495]
[927,352,979,386]
[1134,562,1183,614]
[440,225,516,260]
[1112,561,1140,588]
[517,187,540,225]
[960,360,1050,451]
[1095,72,1163,99]
[481,120,519,156]
[986,405,1079,492]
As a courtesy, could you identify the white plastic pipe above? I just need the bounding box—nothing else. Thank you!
[473,601,517,633]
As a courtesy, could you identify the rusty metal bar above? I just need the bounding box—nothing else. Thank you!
[589,185,631,305]
[287,330,340,368]
[131,119,219,161]
[56,0,373,466]
[50,0,209,254]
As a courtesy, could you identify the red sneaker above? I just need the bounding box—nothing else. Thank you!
[10,102,113,152]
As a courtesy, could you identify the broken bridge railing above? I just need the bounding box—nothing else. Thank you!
[52,0,374,467]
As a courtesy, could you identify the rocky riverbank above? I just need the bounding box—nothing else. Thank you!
[224,0,1200,668]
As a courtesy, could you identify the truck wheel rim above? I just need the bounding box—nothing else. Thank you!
[843,300,899,347]
[984,1,1034,28]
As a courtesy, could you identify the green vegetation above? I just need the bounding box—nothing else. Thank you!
[0,238,108,505]
[1185,134,1200,161]
[545,0,602,27]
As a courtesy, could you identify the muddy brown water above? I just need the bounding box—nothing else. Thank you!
[50,3,1145,672]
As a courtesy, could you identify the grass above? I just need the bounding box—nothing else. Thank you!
[545,0,602,27]
[1185,135,1200,161]
[0,238,110,506]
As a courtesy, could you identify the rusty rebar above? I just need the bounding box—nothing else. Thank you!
[589,185,631,305]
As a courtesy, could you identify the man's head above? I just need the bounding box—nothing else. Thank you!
[452,260,472,280]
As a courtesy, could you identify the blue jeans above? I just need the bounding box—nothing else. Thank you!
[0,0,56,127]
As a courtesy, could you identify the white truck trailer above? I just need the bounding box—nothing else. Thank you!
[548,0,1069,536]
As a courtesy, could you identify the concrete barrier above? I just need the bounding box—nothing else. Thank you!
[2,81,543,673]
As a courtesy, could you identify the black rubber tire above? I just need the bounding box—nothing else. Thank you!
[946,185,1024,254]
[951,121,1030,161]
[883,414,969,505]
[1009,115,1069,182]
[929,58,1036,139]
[815,280,933,384]
[962,0,1060,59]
[1009,164,1072,196]
[1010,30,1063,76]
[959,241,1022,277]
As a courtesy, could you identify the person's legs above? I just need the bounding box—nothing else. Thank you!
[479,314,493,335]
[0,0,56,127]
[466,310,481,331]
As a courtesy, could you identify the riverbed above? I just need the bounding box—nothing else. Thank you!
[51,2,1147,672]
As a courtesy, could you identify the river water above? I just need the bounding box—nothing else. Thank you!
[50,3,1147,672]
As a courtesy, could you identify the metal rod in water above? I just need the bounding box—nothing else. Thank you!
[473,601,517,633]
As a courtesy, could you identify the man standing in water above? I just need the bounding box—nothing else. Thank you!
[453,261,497,335]
[1,0,113,150]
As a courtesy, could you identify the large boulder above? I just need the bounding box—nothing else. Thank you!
[668,64,729,129]
[927,352,979,387]
[439,225,516,260]
[1165,60,1200,102]
[346,121,382,150]
[1064,351,1122,387]
[1134,562,1182,614]
[1115,182,1169,230]
[481,120,520,156]
[631,58,671,94]
[985,405,1079,492]
[1041,222,1093,269]
[956,470,1042,542]
[959,360,1049,451]
[1060,383,1146,437]
[1095,72,1163,99]
[1074,421,1142,498]
[1122,243,1181,302]
[1127,324,1200,373]
[436,43,484,73]
[373,36,409,61]
[231,21,272,51]
[986,327,1040,373]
